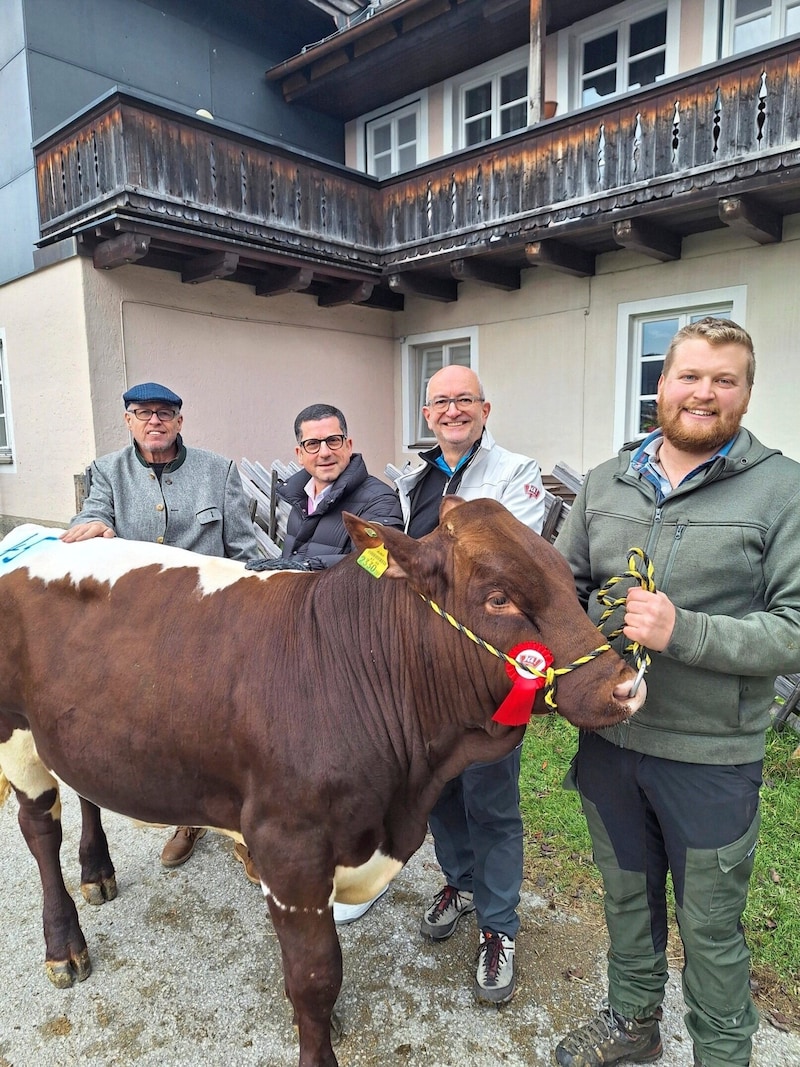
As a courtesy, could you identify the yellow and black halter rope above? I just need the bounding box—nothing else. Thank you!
[595,547,655,677]
[418,593,611,711]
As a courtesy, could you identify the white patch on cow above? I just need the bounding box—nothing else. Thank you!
[0,523,276,597]
[0,728,61,818]
[332,851,401,906]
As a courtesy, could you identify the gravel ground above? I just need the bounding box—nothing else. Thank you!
[0,786,798,1067]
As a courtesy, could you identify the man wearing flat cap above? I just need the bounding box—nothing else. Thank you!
[63,381,258,872]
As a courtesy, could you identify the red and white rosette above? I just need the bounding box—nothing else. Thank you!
[492,642,554,726]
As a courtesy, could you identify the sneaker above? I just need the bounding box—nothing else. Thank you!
[333,884,389,925]
[420,885,475,940]
[160,826,207,868]
[233,842,260,885]
[474,929,516,1004]
[555,1002,663,1066]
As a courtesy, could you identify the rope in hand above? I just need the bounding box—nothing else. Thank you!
[596,547,656,696]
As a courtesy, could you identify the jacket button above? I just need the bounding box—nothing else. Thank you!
[157,536,164,544]
[156,504,164,511]
[165,478,172,484]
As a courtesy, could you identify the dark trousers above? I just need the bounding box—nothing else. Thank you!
[427,744,523,939]
[572,731,762,1067]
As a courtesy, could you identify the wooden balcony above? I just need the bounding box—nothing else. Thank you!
[33,36,800,309]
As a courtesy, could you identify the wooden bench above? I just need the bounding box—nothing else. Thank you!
[770,673,800,739]
[239,458,300,558]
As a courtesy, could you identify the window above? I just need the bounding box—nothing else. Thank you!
[443,48,530,151]
[366,102,420,178]
[462,64,527,147]
[402,328,477,448]
[724,0,800,54]
[579,8,667,106]
[614,289,747,449]
[0,333,12,466]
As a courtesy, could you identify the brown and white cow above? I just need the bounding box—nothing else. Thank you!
[0,498,645,1067]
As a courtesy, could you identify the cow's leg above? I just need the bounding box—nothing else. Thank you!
[78,797,117,905]
[0,728,91,987]
[266,897,342,1067]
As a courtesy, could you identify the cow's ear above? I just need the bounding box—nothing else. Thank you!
[439,496,466,520]
[343,513,433,582]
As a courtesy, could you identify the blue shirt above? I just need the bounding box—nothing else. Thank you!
[631,429,736,504]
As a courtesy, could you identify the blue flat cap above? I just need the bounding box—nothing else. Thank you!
[122,382,182,408]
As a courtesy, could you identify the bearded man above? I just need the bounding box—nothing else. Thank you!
[552,318,800,1067]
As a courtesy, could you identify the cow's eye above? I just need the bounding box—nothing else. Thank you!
[488,593,509,608]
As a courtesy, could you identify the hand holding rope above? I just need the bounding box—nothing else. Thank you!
[596,547,656,696]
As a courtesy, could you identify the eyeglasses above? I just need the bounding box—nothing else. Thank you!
[298,434,347,454]
[127,407,179,422]
[425,395,484,413]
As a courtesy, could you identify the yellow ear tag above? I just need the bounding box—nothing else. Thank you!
[357,545,389,578]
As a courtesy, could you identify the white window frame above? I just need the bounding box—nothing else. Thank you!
[558,0,680,112]
[401,327,478,449]
[443,46,528,153]
[721,0,800,56]
[365,101,421,178]
[613,287,748,451]
[354,90,428,176]
[0,330,14,469]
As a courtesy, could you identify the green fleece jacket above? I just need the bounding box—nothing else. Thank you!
[555,429,800,764]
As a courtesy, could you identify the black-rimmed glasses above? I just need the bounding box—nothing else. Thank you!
[127,407,180,422]
[299,434,347,454]
[426,395,484,413]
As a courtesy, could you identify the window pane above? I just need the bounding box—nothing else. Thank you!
[640,359,663,395]
[642,318,679,356]
[398,144,417,171]
[736,0,769,16]
[397,113,416,145]
[639,399,659,434]
[583,69,617,104]
[583,31,618,74]
[501,101,527,134]
[500,68,527,105]
[372,123,391,154]
[372,154,391,179]
[630,11,667,56]
[629,52,665,89]
[733,14,771,49]
[465,83,492,119]
[787,3,800,33]
[465,116,492,146]
[448,343,472,367]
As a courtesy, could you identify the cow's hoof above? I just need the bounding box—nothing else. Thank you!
[81,875,118,905]
[331,1009,344,1046]
[45,949,92,987]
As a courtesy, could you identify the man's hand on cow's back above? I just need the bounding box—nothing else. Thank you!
[60,521,116,542]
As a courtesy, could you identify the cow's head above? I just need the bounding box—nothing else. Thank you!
[344,498,645,731]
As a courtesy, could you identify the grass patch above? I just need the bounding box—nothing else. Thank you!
[519,718,800,1016]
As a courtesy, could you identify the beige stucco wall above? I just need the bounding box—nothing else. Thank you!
[391,217,800,477]
[2,255,396,528]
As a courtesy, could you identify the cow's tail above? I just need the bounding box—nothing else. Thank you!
[0,770,11,807]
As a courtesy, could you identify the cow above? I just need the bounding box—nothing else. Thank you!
[0,498,646,1067]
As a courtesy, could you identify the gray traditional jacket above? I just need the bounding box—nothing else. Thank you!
[71,438,258,561]
[555,429,800,764]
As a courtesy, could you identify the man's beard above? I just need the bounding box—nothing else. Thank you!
[657,399,746,454]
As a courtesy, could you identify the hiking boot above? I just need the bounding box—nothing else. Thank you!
[160,826,207,868]
[420,885,475,940]
[555,1002,663,1066]
[474,929,516,1004]
[233,842,260,885]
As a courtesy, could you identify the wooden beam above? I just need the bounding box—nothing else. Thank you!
[388,271,459,302]
[450,258,520,291]
[612,218,682,262]
[718,195,783,244]
[524,240,595,277]
[93,233,150,270]
[317,280,374,307]
[528,0,545,125]
[255,266,314,297]
[181,251,239,284]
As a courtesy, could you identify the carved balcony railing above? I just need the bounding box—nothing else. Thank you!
[33,35,800,301]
